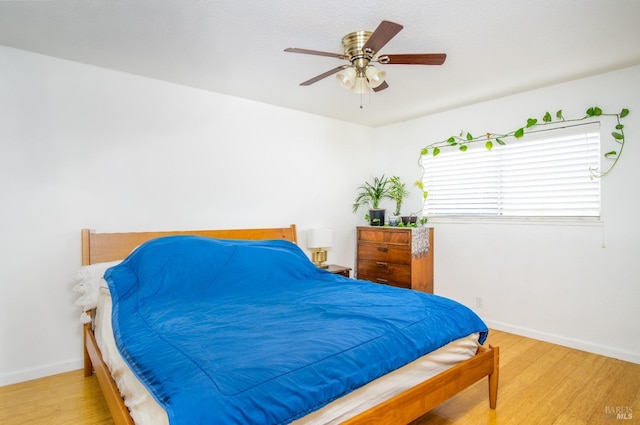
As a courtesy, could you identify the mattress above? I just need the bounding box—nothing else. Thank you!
[95,289,481,425]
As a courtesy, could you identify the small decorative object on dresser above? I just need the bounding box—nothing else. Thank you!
[356,226,434,293]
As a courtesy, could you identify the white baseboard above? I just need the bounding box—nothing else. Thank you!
[0,358,83,387]
[486,320,640,365]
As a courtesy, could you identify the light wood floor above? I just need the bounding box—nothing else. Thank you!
[1,330,638,424]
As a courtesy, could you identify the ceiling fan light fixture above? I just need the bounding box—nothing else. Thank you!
[336,67,356,89]
[365,65,386,89]
[286,20,447,97]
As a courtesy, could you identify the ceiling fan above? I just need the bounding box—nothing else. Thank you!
[285,20,446,94]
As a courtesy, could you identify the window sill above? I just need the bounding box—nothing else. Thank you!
[425,216,604,227]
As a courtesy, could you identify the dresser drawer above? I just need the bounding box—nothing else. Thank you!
[357,243,411,265]
[357,228,411,246]
[358,260,411,289]
[359,275,411,289]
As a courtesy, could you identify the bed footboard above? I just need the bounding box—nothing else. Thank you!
[85,332,499,425]
[342,344,499,424]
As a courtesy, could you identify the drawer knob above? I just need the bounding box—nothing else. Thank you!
[377,246,389,252]
[376,261,388,268]
[376,278,389,284]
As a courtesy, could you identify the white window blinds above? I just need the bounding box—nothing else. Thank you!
[421,123,601,218]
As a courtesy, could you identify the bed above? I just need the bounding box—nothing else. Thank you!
[79,224,499,425]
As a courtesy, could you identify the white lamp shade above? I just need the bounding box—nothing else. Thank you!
[336,67,356,89]
[307,228,333,248]
[365,66,386,88]
[351,76,369,94]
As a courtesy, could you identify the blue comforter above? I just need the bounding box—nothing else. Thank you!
[105,236,488,425]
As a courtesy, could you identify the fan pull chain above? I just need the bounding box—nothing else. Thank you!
[359,88,373,109]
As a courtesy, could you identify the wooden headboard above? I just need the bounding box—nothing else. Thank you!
[81,224,297,265]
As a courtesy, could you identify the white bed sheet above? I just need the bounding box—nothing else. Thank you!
[95,290,480,425]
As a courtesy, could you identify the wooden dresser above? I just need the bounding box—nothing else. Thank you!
[356,226,434,293]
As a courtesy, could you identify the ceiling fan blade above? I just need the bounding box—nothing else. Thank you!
[285,47,346,59]
[300,65,348,86]
[372,81,389,92]
[362,20,404,54]
[377,53,447,65]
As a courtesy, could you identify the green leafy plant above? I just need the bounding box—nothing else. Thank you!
[352,175,392,213]
[388,176,410,216]
[417,106,630,202]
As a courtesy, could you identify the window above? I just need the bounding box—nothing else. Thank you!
[421,123,601,218]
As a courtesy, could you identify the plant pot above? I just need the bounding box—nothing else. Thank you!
[388,215,400,226]
[369,209,386,226]
[401,215,417,225]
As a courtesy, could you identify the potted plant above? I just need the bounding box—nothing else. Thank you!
[401,215,418,225]
[388,176,409,226]
[352,175,392,226]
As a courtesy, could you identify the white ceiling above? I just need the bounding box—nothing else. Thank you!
[2,0,639,127]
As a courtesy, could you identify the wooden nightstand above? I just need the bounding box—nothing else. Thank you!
[325,264,352,278]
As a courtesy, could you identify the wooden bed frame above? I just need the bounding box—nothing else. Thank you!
[81,224,498,425]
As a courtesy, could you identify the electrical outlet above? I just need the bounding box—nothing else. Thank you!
[475,296,483,308]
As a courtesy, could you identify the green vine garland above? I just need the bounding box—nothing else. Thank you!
[421,107,629,176]
[416,107,630,203]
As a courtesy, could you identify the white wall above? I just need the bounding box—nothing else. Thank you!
[0,46,373,385]
[373,65,640,363]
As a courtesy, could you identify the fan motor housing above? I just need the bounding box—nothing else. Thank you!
[342,31,373,71]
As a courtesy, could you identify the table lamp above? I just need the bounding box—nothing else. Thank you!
[307,228,333,268]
